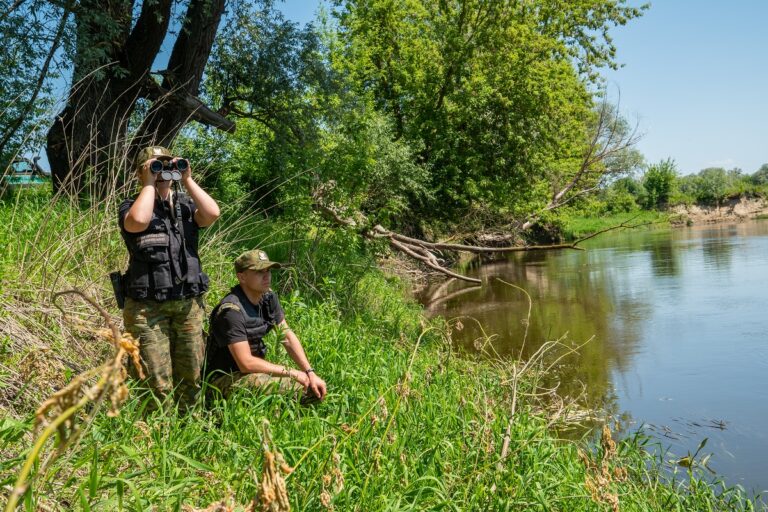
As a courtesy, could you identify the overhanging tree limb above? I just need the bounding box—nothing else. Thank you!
[522,97,642,230]
[313,185,652,285]
[140,78,235,133]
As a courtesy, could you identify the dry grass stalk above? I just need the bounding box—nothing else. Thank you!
[319,449,344,510]
[255,419,293,512]
[4,289,143,512]
[580,424,627,512]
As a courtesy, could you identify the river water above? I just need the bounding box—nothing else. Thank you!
[417,221,768,493]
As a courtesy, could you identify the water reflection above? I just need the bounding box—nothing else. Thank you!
[418,221,768,493]
[419,246,648,413]
[649,238,680,277]
[700,226,735,271]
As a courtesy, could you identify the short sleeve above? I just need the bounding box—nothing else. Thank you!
[212,307,249,347]
[118,198,135,231]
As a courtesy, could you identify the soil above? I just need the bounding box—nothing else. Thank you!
[668,196,768,226]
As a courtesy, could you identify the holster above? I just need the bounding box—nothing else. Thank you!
[110,271,126,309]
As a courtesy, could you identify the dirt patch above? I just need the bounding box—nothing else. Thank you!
[669,197,768,226]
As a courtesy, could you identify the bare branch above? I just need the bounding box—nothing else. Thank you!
[140,78,235,133]
[522,98,642,230]
[0,2,70,155]
[0,0,27,22]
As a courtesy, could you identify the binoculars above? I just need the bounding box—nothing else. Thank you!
[149,158,188,181]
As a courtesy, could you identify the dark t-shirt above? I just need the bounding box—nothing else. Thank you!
[206,288,285,375]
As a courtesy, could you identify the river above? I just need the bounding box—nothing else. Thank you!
[417,220,768,493]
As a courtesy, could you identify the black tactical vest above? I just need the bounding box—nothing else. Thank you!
[121,193,209,301]
[211,286,280,358]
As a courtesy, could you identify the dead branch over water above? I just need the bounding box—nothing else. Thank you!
[313,184,651,284]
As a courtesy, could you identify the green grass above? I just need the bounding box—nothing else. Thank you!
[561,210,671,241]
[0,192,761,511]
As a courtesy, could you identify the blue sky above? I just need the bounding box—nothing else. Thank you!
[280,0,768,176]
[601,1,768,175]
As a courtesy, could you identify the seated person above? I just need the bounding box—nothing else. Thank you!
[205,249,327,402]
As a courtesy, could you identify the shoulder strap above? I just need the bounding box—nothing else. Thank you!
[214,291,243,320]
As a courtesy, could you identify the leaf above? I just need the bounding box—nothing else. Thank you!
[166,450,214,472]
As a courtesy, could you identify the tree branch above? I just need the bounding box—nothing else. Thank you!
[0,2,70,155]
[141,78,235,133]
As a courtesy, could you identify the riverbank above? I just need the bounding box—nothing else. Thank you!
[0,193,760,510]
[561,210,671,240]
[669,196,768,226]
[560,197,768,241]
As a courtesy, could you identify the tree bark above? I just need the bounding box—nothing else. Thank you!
[132,0,226,152]
[45,0,227,197]
[46,0,174,196]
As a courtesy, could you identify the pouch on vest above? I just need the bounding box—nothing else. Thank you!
[135,232,170,262]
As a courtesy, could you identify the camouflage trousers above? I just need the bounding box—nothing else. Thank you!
[124,296,205,411]
[208,371,318,405]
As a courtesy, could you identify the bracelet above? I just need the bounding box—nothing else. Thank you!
[304,368,315,376]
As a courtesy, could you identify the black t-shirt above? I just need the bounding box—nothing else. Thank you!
[206,288,285,375]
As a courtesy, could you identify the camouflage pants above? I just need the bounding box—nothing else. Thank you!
[208,371,318,404]
[124,296,205,411]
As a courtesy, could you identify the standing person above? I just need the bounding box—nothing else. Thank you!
[119,146,220,411]
[205,249,327,402]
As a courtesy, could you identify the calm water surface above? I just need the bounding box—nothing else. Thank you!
[418,221,768,493]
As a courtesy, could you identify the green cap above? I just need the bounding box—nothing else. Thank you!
[135,146,172,169]
[235,249,283,273]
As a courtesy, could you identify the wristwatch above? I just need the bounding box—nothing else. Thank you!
[304,368,315,376]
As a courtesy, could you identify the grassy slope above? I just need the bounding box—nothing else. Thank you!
[0,192,759,511]
[560,211,671,241]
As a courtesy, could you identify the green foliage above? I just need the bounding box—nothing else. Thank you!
[561,210,668,240]
[604,187,640,213]
[315,111,432,224]
[673,167,760,206]
[696,167,729,205]
[205,0,331,147]
[332,0,646,222]
[750,163,768,185]
[0,0,62,165]
[561,175,645,223]
[642,159,677,209]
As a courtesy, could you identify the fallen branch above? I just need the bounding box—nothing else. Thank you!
[312,184,653,285]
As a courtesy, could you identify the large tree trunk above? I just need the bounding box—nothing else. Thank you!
[46,0,225,196]
[132,0,226,151]
[47,77,144,195]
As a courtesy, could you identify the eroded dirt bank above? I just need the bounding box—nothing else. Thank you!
[670,197,768,225]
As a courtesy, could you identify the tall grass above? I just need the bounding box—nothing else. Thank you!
[0,186,761,510]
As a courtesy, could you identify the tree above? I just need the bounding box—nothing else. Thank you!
[751,163,768,185]
[642,159,677,209]
[522,99,643,229]
[695,167,728,206]
[333,0,646,225]
[44,0,232,195]
[0,0,65,166]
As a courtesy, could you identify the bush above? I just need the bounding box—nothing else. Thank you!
[642,159,677,209]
